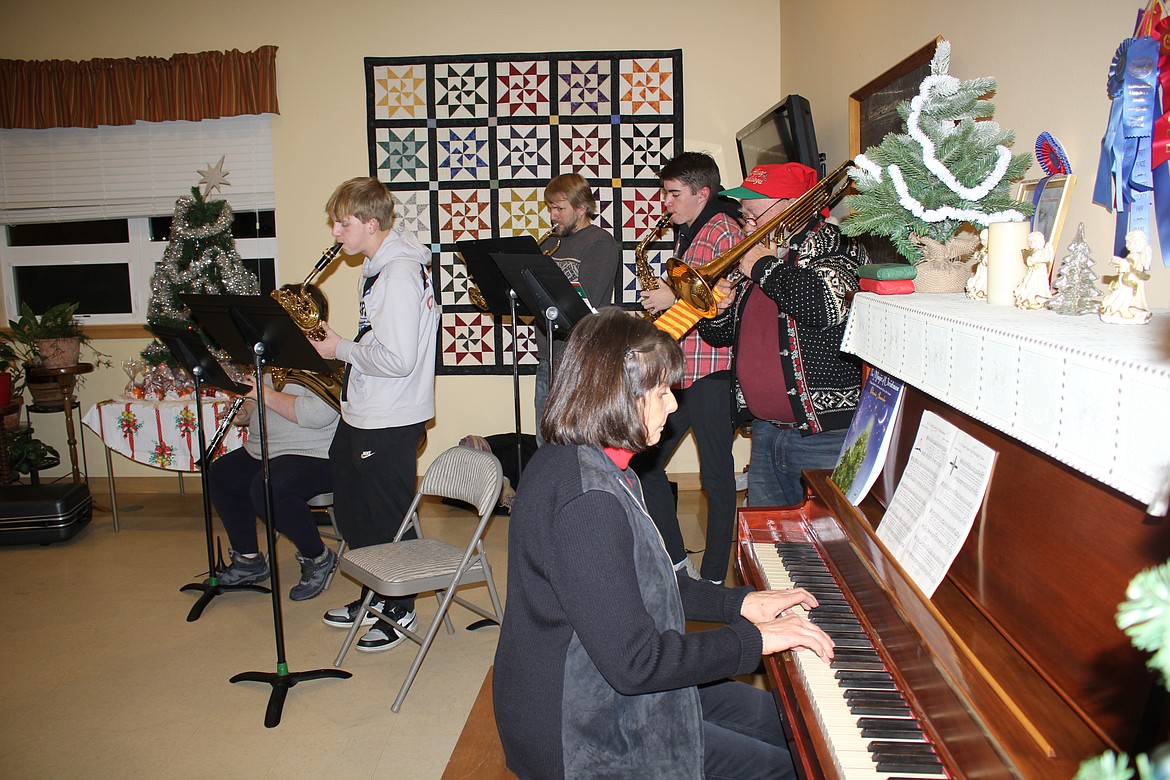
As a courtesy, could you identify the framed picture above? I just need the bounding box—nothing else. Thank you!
[1013,174,1076,252]
[849,37,943,158]
[848,37,943,265]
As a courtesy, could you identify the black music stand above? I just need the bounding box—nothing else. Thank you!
[152,323,264,622]
[457,237,540,479]
[182,293,351,728]
[493,252,592,381]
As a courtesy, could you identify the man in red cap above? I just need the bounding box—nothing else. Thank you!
[698,162,867,507]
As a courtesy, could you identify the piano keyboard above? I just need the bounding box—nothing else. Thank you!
[754,542,947,780]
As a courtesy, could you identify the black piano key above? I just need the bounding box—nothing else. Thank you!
[867,741,937,755]
[846,690,906,704]
[876,759,945,776]
[831,660,886,672]
[862,726,928,740]
[873,752,943,766]
[836,670,894,683]
[843,679,899,691]
[827,635,874,648]
[850,704,913,717]
[857,717,924,733]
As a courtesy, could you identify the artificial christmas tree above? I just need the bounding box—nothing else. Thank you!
[841,41,1032,280]
[147,158,259,331]
[1046,223,1102,315]
[142,158,260,373]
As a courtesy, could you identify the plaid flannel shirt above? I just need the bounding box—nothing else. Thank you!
[674,211,741,388]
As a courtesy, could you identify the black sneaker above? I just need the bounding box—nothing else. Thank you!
[289,547,337,602]
[355,606,418,653]
[208,550,268,587]
[322,594,385,628]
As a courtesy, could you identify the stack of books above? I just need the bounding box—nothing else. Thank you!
[857,263,916,294]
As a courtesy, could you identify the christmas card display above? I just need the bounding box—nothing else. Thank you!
[831,368,905,505]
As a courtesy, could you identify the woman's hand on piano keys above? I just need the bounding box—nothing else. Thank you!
[740,588,819,623]
[757,615,835,662]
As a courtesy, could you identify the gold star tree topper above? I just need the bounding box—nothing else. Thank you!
[196,155,231,198]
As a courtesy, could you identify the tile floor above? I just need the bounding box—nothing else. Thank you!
[0,484,731,779]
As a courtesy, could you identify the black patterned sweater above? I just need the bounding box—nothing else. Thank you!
[698,219,867,435]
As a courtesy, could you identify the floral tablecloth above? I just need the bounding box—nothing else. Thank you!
[82,397,247,471]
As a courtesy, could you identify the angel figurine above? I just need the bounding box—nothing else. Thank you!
[965,228,989,301]
[1013,231,1054,310]
[1100,231,1153,324]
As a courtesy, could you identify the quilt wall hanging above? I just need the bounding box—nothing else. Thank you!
[365,49,683,375]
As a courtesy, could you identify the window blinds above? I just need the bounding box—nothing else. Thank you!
[0,114,274,224]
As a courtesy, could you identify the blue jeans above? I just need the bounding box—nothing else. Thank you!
[748,420,848,507]
[700,680,795,780]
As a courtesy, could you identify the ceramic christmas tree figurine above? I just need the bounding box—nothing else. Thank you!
[1013,231,1054,309]
[1047,223,1102,315]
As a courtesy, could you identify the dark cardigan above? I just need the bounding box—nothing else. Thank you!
[493,444,762,779]
[698,219,867,435]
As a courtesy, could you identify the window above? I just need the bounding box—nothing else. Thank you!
[0,115,277,325]
[1,213,277,324]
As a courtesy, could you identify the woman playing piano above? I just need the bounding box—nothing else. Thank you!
[493,307,834,780]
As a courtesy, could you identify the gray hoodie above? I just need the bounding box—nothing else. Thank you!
[334,223,437,429]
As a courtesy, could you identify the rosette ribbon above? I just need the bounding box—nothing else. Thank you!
[1094,37,1165,264]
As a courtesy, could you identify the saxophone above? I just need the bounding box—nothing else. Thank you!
[269,243,346,411]
[634,213,672,320]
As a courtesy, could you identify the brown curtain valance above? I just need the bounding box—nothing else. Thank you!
[0,46,278,130]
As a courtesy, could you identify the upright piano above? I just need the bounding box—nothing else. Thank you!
[738,294,1170,778]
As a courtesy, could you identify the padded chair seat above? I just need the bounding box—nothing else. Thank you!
[339,538,488,596]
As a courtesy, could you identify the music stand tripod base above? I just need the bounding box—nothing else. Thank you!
[179,579,272,623]
[230,664,352,728]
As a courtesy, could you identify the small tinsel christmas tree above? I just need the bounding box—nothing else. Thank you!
[1047,223,1103,316]
[841,41,1033,262]
[142,158,259,368]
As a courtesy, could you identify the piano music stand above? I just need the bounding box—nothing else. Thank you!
[151,323,263,622]
[183,293,351,728]
[457,237,540,479]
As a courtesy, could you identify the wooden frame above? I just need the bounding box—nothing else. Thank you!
[850,37,944,157]
[1012,174,1076,252]
[848,37,943,265]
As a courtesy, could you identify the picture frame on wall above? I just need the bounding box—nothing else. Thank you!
[1013,174,1076,252]
[848,36,943,266]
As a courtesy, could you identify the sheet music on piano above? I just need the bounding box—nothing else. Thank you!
[876,410,996,597]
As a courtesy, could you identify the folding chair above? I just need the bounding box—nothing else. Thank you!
[333,445,504,712]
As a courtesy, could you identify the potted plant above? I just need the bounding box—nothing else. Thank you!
[2,427,59,482]
[1,302,110,409]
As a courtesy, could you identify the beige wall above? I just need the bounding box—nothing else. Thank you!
[1,0,778,480]
[6,0,1155,484]
[780,0,1169,306]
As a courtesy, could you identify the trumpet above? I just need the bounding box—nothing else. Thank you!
[663,161,853,317]
[537,227,560,257]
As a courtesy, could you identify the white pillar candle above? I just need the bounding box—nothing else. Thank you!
[986,220,1030,305]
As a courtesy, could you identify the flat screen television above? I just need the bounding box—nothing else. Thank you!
[735,94,824,179]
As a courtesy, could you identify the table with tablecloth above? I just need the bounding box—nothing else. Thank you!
[82,397,248,530]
